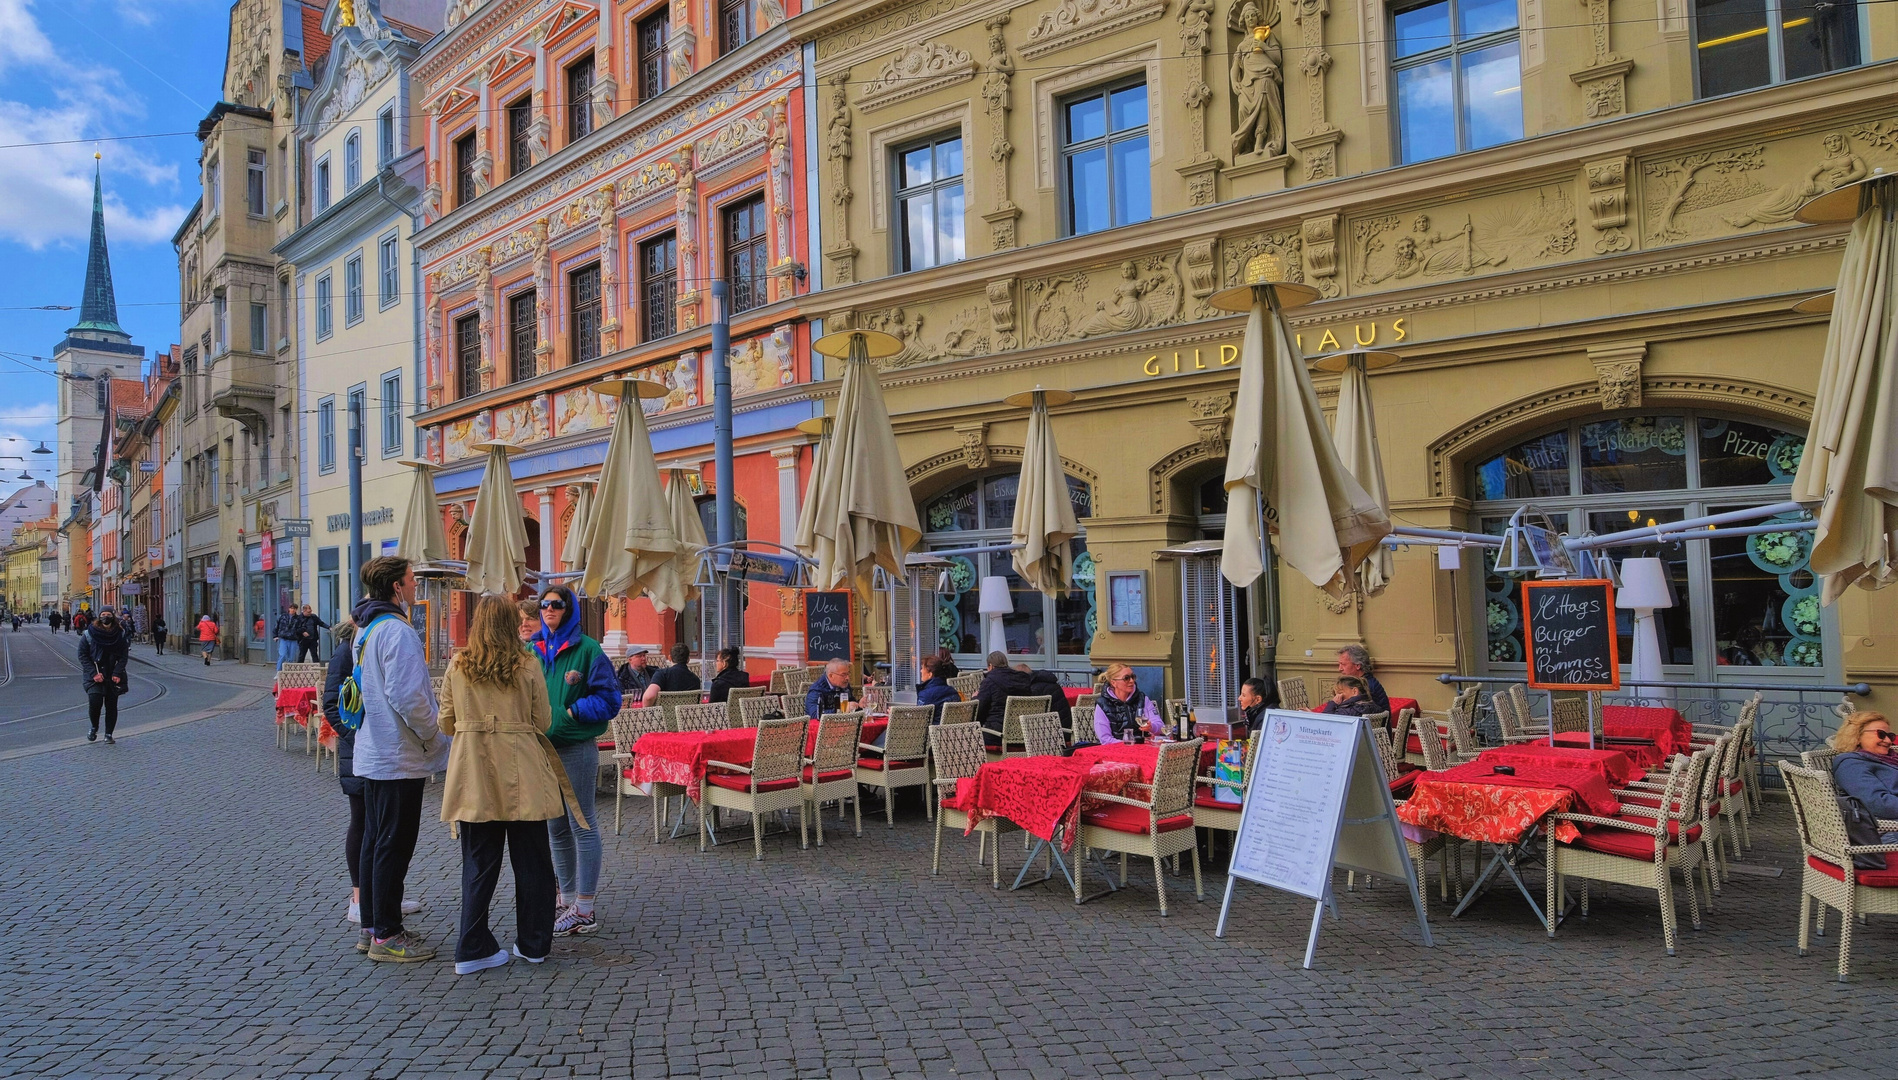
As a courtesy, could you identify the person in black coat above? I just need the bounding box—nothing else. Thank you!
[295,605,330,663]
[973,652,1034,749]
[79,610,130,743]
[151,615,168,655]
[706,646,752,704]
[1018,665,1074,729]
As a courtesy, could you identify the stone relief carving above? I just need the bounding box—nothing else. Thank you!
[1301,215,1341,298]
[1223,227,1304,290]
[698,110,771,170]
[1229,21,1286,160]
[1850,119,1898,157]
[443,0,484,30]
[857,43,978,112]
[1026,255,1184,346]
[317,52,393,133]
[1589,342,1646,409]
[474,247,495,390]
[1354,190,1575,285]
[955,422,990,470]
[1569,0,1633,119]
[1177,0,1217,203]
[768,101,794,302]
[1182,239,1218,318]
[824,72,858,284]
[1642,145,1768,242]
[1186,392,1234,455]
[1584,154,1633,253]
[1286,0,1341,182]
[1724,133,1868,228]
[596,186,621,353]
[668,0,696,84]
[1022,0,1169,59]
[981,15,1022,249]
[987,278,1019,350]
[531,218,554,369]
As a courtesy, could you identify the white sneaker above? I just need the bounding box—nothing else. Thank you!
[400,898,422,915]
[511,944,546,964]
[347,900,360,924]
[454,949,510,975]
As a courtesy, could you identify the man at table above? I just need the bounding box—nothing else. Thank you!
[1013,663,1074,730]
[973,652,1033,748]
[1337,645,1390,717]
[616,646,654,700]
[805,658,855,719]
[639,643,702,707]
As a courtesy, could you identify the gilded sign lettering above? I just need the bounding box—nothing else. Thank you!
[1138,319,1411,378]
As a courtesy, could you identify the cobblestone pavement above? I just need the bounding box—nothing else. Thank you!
[2,702,1896,1079]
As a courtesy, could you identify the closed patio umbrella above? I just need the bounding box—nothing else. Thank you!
[664,467,709,605]
[560,481,595,573]
[1792,172,1898,603]
[464,441,528,595]
[580,379,695,612]
[1213,255,1390,596]
[395,458,448,564]
[805,330,921,601]
[793,415,832,562]
[1314,350,1402,597]
[1005,385,1080,595]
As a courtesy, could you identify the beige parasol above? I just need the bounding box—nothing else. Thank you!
[579,379,696,612]
[1313,350,1402,597]
[395,458,448,564]
[463,441,528,595]
[1213,255,1389,595]
[664,467,709,602]
[1792,172,1898,603]
[1005,386,1081,595]
[792,415,832,560]
[559,481,595,572]
[805,330,922,601]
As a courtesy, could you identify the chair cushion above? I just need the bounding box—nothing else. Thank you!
[1722,778,1745,796]
[1080,803,1196,834]
[858,757,926,770]
[1194,790,1243,810]
[1569,813,1700,859]
[1806,855,1898,889]
[1389,773,1417,797]
[705,772,799,793]
[801,766,854,783]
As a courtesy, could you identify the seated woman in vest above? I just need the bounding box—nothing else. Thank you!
[1085,664,1165,746]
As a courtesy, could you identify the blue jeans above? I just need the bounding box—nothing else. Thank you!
[548,740,601,901]
[276,639,295,670]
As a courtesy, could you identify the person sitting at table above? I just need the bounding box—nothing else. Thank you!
[640,643,702,707]
[1831,710,1898,843]
[932,647,959,682]
[1088,664,1165,746]
[1336,644,1390,716]
[1013,662,1074,730]
[804,658,855,719]
[1316,676,1377,717]
[707,646,751,704]
[616,646,655,699]
[973,652,1035,748]
[1238,677,1272,734]
[916,654,960,721]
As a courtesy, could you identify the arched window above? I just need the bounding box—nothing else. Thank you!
[922,470,1095,671]
[1471,410,1824,680]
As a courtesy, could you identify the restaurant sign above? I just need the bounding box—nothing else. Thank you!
[1139,319,1412,378]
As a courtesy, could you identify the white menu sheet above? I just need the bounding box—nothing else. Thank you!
[1227,710,1360,900]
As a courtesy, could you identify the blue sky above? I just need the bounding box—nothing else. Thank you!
[0,0,229,500]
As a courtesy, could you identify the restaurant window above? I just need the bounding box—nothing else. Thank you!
[638,12,670,101]
[455,312,482,399]
[895,134,965,272]
[720,0,755,53]
[1471,410,1825,680]
[640,232,678,341]
[1390,0,1523,164]
[567,55,596,144]
[723,195,768,315]
[454,131,477,208]
[246,148,266,216]
[570,263,602,364]
[1060,81,1150,237]
[509,289,538,383]
[1694,0,1861,97]
[507,96,533,178]
[921,471,1096,671]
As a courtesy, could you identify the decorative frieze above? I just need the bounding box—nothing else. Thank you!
[856,43,977,113]
[1024,255,1184,347]
[1021,0,1168,59]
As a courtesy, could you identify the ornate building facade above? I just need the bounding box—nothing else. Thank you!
[793,0,1898,704]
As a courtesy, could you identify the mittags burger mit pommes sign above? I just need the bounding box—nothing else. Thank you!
[1521,579,1620,691]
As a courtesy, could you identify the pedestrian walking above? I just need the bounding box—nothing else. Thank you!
[79,609,129,744]
[295,604,329,663]
[70,609,88,635]
[272,605,298,671]
[351,556,446,964]
[151,615,167,655]
[528,585,620,937]
[440,594,584,974]
[197,613,218,665]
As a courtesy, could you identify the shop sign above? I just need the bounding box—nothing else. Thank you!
[261,533,275,572]
[247,544,263,573]
[205,565,224,585]
[1139,319,1411,378]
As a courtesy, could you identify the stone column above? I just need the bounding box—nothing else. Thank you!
[772,446,800,549]
[536,487,555,578]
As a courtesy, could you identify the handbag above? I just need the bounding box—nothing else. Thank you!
[1836,795,1889,870]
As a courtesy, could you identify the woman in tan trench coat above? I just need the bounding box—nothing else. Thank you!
[439,593,587,975]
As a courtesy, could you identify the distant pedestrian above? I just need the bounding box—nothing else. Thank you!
[352,556,446,964]
[151,615,167,655]
[528,585,620,938]
[198,613,218,665]
[441,594,581,974]
[79,609,129,744]
[271,606,297,670]
[71,609,88,635]
[295,604,329,663]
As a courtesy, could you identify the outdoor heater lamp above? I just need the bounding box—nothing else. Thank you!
[1616,557,1675,685]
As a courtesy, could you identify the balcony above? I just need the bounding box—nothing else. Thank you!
[208,347,275,426]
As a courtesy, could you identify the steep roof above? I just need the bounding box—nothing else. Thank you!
[69,161,127,341]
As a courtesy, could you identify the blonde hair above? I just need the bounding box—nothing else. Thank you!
[1831,710,1891,752]
[459,594,530,686]
[1096,663,1135,691]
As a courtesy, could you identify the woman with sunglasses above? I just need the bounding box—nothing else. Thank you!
[1832,710,1898,843]
[528,585,622,936]
[1084,663,1165,747]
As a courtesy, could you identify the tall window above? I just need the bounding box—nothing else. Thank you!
[344,130,362,191]
[723,196,768,314]
[1391,0,1522,164]
[638,12,670,100]
[377,104,396,166]
[380,371,402,454]
[507,96,533,178]
[640,232,678,341]
[246,149,266,216]
[1061,82,1150,236]
[721,0,756,53]
[509,290,538,383]
[567,55,597,143]
[895,135,965,272]
[454,131,478,208]
[315,156,331,212]
[315,273,333,340]
[182,346,198,414]
[213,291,228,353]
[345,253,365,325]
[1694,0,1861,96]
[249,303,268,352]
[455,313,482,399]
[207,156,220,217]
[569,263,602,364]
[378,232,399,308]
[347,387,368,465]
[278,277,291,342]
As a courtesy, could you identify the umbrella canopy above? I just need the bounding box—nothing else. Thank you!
[1317,351,1402,597]
[1216,263,1389,596]
[1006,386,1081,595]
[793,416,831,562]
[1792,174,1898,603]
[806,330,922,600]
[464,441,528,595]
[395,459,448,564]
[560,481,595,573]
[580,380,695,612]
[665,467,709,598]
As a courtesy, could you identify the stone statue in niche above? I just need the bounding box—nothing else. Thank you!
[1229,21,1285,159]
[1723,132,1869,228]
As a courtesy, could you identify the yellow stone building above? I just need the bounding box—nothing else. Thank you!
[790,0,1898,733]
[6,519,58,614]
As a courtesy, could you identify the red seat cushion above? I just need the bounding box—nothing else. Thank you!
[1569,813,1700,859]
[1722,778,1745,795]
[1194,790,1243,810]
[1080,803,1196,834]
[1389,773,1417,797]
[1806,855,1898,888]
[858,757,925,770]
[801,766,854,783]
[705,772,799,793]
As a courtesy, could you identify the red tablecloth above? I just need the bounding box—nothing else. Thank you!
[1552,705,1691,765]
[1399,776,1579,845]
[1064,686,1085,704]
[275,686,318,716]
[950,757,1140,847]
[627,728,759,801]
[1474,744,1642,787]
[1070,741,1217,782]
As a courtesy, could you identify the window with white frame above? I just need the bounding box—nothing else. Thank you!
[315,155,332,212]
[377,104,396,166]
[894,134,965,273]
[1390,0,1523,164]
[345,253,364,325]
[318,397,335,473]
[345,130,362,191]
[249,303,267,352]
[1060,81,1150,236]
[315,273,333,340]
[246,149,266,216]
[379,232,399,308]
[380,371,402,455]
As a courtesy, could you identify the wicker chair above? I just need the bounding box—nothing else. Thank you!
[801,712,864,845]
[779,667,817,702]
[766,667,793,696]
[938,700,978,726]
[1493,689,1548,744]
[857,705,934,827]
[1192,736,1260,849]
[1375,726,1462,915]
[1546,748,1714,955]
[1780,761,1898,981]
[1551,697,1591,740]
[930,721,1018,888]
[675,701,730,732]
[1071,693,1098,739]
[1019,713,1065,758]
[1507,683,1549,736]
[608,706,670,837]
[858,685,891,714]
[949,672,982,701]
[726,685,766,708]
[657,689,707,730]
[1625,734,1734,891]
[988,695,1052,757]
[700,717,809,858]
[1802,746,1841,770]
[1442,699,1480,762]
[1073,738,1204,915]
[275,662,324,751]
[1412,709,1453,772]
[1277,677,1309,711]
[737,693,788,725]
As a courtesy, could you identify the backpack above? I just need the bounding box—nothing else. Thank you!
[337,615,401,732]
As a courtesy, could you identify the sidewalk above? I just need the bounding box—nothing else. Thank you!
[128,644,279,690]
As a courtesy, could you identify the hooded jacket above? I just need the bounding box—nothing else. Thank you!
[348,597,446,780]
[1834,750,1898,823]
[530,614,621,748]
[79,621,129,696]
[322,625,364,797]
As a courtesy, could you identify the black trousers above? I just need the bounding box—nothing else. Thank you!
[87,692,119,735]
[458,820,557,962]
[345,792,366,889]
[358,778,426,938]
[296,641,319,663]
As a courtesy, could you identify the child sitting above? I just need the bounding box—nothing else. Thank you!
[1316,676,1377,717]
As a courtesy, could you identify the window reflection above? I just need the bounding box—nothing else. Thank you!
[1579,415,1688,494]
[923,472,1094,665]
[1586,510,1693,666]
[1709,506,1821,667]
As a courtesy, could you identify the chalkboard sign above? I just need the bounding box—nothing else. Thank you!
[803,590,854,665]
[1521,579,1619,691]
